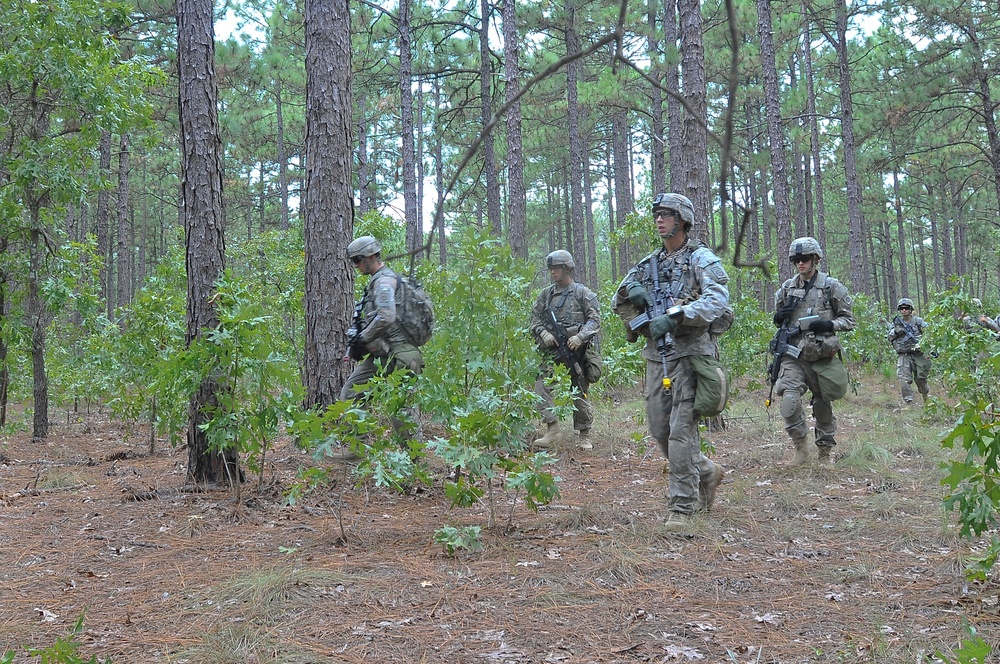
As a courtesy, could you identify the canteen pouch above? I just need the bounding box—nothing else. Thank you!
[689,355,730,417]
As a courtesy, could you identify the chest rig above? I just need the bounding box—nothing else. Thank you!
[639,244,699,306]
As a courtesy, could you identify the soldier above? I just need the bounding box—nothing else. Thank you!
[530,250,602,451]
[887,298,930,405]
[333,236,423,459]
[612,193,729,529]
[771,237,855,466]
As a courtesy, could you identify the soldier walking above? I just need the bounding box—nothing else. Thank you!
[530,250,601,451]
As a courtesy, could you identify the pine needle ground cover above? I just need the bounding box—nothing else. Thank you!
[1,374,995,663]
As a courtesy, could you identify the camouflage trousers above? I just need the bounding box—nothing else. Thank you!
[774,357,836,448]
[646,356,717,515]
[536,362,593,432]
[340,346,422,402]
[896,352,930,402]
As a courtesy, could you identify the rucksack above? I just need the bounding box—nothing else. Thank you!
[396,275,435,346]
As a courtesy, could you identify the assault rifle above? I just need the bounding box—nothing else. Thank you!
[892,316,920,349]
[543,309,588,397]
[344,299,366,361]
[627,253,683,396]
[765,320,802,408]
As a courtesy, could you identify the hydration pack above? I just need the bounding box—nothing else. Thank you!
[397,276,435,346]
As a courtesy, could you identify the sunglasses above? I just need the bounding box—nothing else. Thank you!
[790,255,813,264]
[898,306,912,311]
[350,255,365,264]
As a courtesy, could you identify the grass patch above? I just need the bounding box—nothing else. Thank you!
[213,566,349,615]
[37,469,85,490]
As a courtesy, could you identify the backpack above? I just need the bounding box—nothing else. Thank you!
[396,276,435,346]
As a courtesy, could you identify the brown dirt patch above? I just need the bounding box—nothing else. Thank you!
[1,383,997,662]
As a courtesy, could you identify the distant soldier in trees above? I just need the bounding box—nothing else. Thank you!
[612,194,729,530]
[887,298,930,406]
[529,250,601,451]
[770,237,855,467]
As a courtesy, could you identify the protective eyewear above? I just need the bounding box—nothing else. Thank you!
[790,255,813,264]
[898,306,913,311]
[350,255,365,264]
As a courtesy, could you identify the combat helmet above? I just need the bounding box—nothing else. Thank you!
[347,235,381,259]
[651,193,695,231]
[546,249,575,271]
[897,298,914,310]
[788,236,824,260]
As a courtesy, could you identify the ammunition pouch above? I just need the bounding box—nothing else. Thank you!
[797,332,841,362]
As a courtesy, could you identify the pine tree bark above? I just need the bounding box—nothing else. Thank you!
[648,0,665,194]
[565,0,587,284]
[303,0,355,408]
[178,0,239,485]
[757,0,793,279]
[116,134,131,313]
[503,0,527,258]
[97,130,112,319]
[833,0,867,293]
[399,0,420,254]
[480,0,501,237]
[678,0,709,238]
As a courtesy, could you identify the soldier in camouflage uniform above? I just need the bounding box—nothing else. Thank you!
[887,298,930,405]
[612,193,729,529]
[530,250,601,451]
[772,237,855,466]
[331,236,423,460]
[341,235,423,402]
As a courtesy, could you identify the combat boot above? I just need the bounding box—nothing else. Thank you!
[817,445,833,465]
[788,437,809,466]
[663,511,692,531]
[576,429,592,451]
[698,462,724,512]
[532,422,562,449]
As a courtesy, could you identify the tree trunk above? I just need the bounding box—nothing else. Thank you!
[802,11,828,271]
[503,0,527,258]
[434,77,447,264]
[178,0,239,485]
[583,153,598,287]
[303,0,355,408]
[399,0,420,254]
[612,107,634,269]
[664,0,683,190]
[480,0,501,237]
[116,134,131,314]
[757,0,793,280]
[678,0,709,239]
[833,0,867,294]
[276,79,290,231]
[891,158,909,297]
[648,0,665,194]
[565,0,586,284]
[97,130,112,319]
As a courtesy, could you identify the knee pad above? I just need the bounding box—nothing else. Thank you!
[780,391,800,419]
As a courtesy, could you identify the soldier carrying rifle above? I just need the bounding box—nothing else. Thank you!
[887,298,930,406]
[530,250,602,451]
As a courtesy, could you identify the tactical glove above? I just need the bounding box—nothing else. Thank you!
[539,330,558,347]
[649,314,679,340]
[808,320,835,334]
[626,282,653,310]
[567,334,584,351]
[773,301,797,327]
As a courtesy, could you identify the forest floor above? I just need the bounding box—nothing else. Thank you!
[1,372,998,663]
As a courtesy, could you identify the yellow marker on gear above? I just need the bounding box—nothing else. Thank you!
[663,376,671,391]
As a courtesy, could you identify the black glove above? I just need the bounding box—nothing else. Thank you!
[808,320,834,334]
[773,301,797,327]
